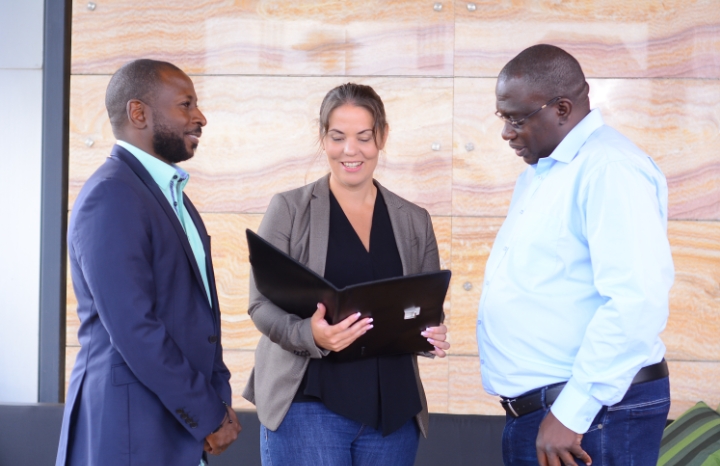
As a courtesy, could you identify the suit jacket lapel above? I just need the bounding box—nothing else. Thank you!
[111,145,208,298]
[308,174,331,276]
[184,194,219,313]
[377,181,412,275]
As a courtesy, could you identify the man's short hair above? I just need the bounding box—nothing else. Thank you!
[105,59,183,134]
[499,44,586,99]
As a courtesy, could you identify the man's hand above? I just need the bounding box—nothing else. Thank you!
[311,303,373,352]
[204,406,241,456]
[421,324,450,357]
[536,411,591,466]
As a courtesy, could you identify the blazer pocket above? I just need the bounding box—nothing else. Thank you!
[112,362,140,386]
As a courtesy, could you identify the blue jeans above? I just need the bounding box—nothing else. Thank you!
[502,377,670,466]
[260,401,420,466]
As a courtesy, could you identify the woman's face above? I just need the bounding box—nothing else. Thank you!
[323,104,386,191]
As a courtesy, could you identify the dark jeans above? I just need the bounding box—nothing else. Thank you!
[260,401,419,466]
[502,377,670,466]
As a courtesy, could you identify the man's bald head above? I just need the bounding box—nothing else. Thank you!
[499,44,588,102]
[105,59,184,136]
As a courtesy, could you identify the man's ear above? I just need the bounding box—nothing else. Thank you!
[127,99,149,130]
[556,98,573,126]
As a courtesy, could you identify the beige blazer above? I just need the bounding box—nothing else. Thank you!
[242,174,440,437]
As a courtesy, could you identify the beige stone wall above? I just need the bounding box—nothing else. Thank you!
[66,0,720,418]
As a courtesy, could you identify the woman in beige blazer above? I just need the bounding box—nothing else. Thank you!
[243,83,449,466]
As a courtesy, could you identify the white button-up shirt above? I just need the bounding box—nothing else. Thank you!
[477,109,674,433]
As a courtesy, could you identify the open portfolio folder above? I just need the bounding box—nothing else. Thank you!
[246,229,451,361]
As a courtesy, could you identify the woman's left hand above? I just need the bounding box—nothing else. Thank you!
[421,324,449,358]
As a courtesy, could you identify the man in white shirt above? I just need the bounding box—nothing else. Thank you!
[477,44,674,466]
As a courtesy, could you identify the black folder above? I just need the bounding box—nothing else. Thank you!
[246,229,451,361]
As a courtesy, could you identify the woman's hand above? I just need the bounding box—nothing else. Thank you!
[422,324,450,357]
[311,303,373,352]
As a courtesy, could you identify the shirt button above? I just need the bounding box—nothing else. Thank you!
[208,336,218,343]
[477,320,482,326]
[480,359,485,364]
[520,210,524,214]
[174,202,178,206]
[503,246,509,252]
[485,280,490,286]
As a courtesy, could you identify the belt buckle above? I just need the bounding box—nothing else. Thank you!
[501,398,520,418]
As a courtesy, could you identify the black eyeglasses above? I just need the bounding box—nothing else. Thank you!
[495,96,562,129]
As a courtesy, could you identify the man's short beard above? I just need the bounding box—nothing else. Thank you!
[152,122,194,164]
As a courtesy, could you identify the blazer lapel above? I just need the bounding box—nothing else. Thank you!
[184,195,219,314]
[377,181,413,275]
[111,145,208,297]
[308,174,331,276]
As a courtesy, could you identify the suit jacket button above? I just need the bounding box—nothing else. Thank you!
[208,335,218,343]
[190,422,198,428]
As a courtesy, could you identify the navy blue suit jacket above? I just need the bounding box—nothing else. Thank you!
[56,145,232,466]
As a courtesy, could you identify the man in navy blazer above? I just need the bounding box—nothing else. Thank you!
[56,59,241,466]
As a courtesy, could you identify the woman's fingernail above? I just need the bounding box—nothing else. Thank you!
[421,331,428,337]
[368,318,374,323]
[427,338,433,343]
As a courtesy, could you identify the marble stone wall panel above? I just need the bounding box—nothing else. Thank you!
[667,361,720,420]
[591,79,720,220]
[448,355,505,415]
[67,0,720,417]
[452,77,525,217]
[68,75,115,209]
[203,214,264,351]
[454,0,720,78]
[71,0,454,76]
[418,355,450,413]
[69,75,454,216]
[452,77,720,220]
[450,217,504,355]
[664,220,720,361]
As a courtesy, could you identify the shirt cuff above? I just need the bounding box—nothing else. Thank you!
[550,377,603,434]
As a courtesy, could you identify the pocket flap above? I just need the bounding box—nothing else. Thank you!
[111,363,139,386]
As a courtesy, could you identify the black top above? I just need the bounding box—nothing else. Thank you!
[293,188,422,435]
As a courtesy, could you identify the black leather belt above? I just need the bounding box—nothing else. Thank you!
[500,359,669,418]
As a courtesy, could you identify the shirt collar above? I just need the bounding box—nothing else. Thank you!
[548,108,605,164]
[117,140,189,189]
